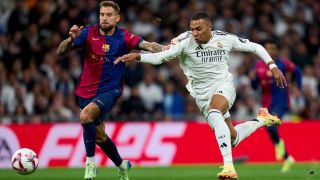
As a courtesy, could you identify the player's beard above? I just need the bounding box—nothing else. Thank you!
[100,23,114,34]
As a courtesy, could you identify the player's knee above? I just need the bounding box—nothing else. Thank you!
[208,105,229,115]
[80,109,95,124]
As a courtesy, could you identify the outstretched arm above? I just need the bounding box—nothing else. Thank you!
[139,41,164,53]
[114,53,141,64]
[231,36,287,88]
[114,40,183,65]
[268,61,287,88]
[57,25,83,56]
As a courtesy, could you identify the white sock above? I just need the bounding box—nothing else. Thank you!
[86,156,95,165]
[207,109,233,166]
[232,119,264,147]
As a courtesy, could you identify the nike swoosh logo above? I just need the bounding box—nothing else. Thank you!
[97,100,105,105]
[92,37,99,40]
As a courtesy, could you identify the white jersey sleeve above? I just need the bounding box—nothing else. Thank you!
[140,33,188,65]
[229,35,273,64]
[170,31,190,46]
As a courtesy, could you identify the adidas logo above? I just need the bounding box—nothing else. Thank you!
[195,45,204,50]
[220,143,228,148]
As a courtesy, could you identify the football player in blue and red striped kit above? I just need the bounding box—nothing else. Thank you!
[250,40,302,172]
[57,1,163,179]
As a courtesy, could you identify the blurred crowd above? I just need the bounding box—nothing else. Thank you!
[0,0,319,124]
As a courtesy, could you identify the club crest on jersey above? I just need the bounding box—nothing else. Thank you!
[102,44,110,52]
[217,42,223,48]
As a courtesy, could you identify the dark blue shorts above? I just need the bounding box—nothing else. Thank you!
[77,90,121,124]
[270,106,289,119]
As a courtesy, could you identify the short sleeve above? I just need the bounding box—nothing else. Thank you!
[73,27,89,48]
[123,30,142,50]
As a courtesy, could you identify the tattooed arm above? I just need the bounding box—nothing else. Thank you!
[139,40,164,53]
[57,37,74,56]
[57,25,83,56]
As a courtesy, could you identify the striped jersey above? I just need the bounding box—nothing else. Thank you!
[73,24,142,98]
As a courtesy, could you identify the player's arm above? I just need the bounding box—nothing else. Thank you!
[57,25,84,56]
[56,37,75,56]
[124,30,163,53]
[136,31,188,53]
[114,40,183,65]
[231,36,287,88]
[139,40,164,53]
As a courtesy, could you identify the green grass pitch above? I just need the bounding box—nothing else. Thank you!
[1,163,319,180]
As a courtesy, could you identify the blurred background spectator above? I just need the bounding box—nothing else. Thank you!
[0,0,319,123]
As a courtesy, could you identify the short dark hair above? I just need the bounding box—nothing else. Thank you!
[191,12,211,22]
[100,1,120,14]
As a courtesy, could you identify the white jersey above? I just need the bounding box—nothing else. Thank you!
[141,30,273,100]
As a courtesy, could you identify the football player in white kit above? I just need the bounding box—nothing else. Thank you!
[114,12,286,180]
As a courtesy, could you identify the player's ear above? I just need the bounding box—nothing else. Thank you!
[115,14,120,23]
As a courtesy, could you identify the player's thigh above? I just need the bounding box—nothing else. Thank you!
[209,94,229,113]
[208,83,236,113]
[77,90,120,124]
[196,98,231,120]
[92,90,121,114]
[77,96,99,123]
[90,90,121,124]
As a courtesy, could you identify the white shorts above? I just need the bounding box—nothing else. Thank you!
[195,83,236,119]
